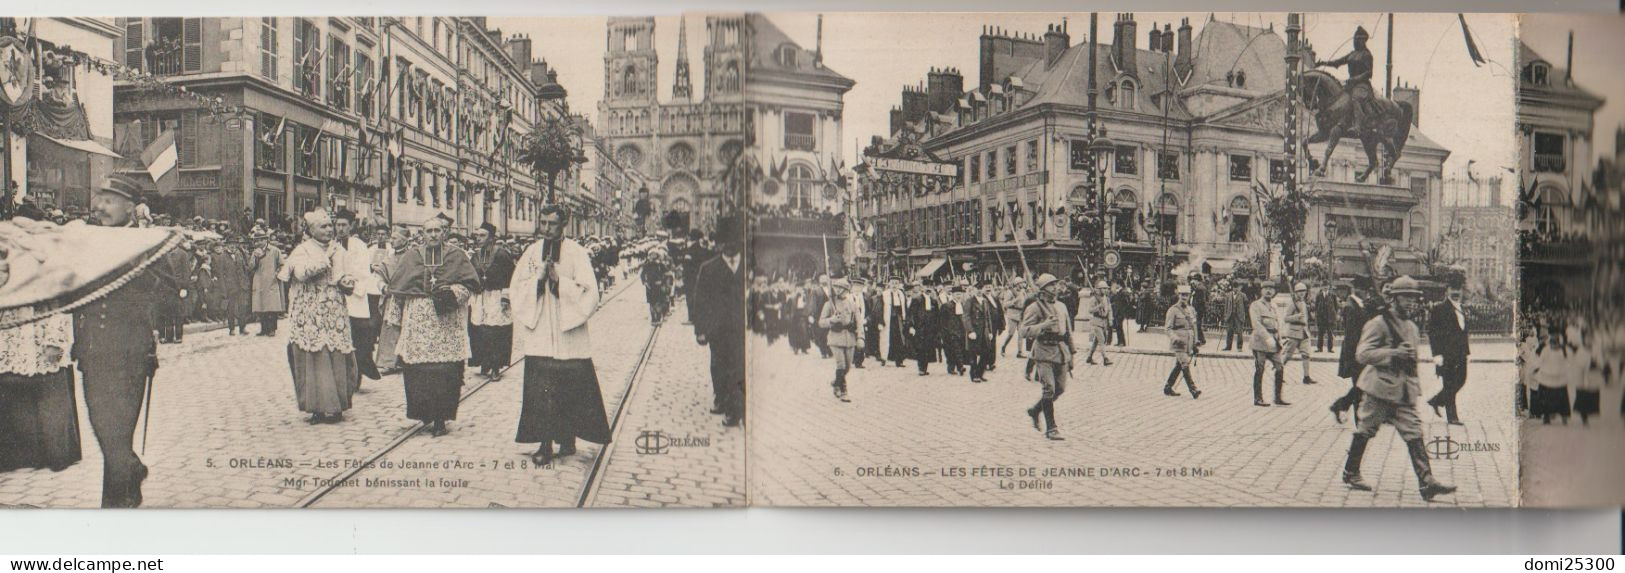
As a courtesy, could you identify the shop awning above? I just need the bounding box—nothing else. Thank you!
[38,135,123,159]
[916,258,947,278]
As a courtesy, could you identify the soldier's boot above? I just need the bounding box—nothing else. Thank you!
[1272,371,1291,406]
[1253,369,1270,407]
[1407,438,1457,501]
[1163,367,1181,396]
[832,369,850,402]
[1342,434,1374,491]
[1182,367,1201,400]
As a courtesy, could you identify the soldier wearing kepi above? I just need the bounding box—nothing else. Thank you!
[1020,274,1071,441]
[1249,279,1290,407]
[1162,284,1202,399]
[1340,276,1457,502]
[74,174,181,507]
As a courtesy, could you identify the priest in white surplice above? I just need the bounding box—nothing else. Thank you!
[510,205,611,466]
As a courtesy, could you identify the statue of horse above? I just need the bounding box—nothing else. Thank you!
[1295,70,1414,185]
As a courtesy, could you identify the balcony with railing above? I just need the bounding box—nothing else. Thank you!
[1533,153,1565,174]
[783,133,817,152]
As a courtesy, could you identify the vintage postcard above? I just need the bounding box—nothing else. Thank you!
[0,15,746,508]
[745,12,1526,508]
[0,10,1620,510]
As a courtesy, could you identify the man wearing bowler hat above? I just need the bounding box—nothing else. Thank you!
[74,174,181,507]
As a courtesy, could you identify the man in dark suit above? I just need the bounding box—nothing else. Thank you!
[1313,284,1342,352]
[1329,276,1378,424]
[937,286,965,375]
[907,283,938,376]
[979,281,1003,372]
[961,282,996,383]
[806,274,833,359]
[75,175,181,507]
[1425,278,1471,425]
[692,215,745,427]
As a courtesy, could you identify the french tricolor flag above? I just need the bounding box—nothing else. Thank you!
[140,129,179,194]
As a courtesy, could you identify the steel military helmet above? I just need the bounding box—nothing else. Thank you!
[1354,26,1370,41]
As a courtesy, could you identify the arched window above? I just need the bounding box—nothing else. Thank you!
[788,164,817,209]
[1156,193,1180,244]
[1112,189,1138,242]
[1227,195,1251,242]
[722,62,741,92]
[621,66,639,96]
[1119,79,1137,110]
[623,29,636,52]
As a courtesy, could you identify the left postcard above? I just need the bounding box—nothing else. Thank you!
[0,15,747,508]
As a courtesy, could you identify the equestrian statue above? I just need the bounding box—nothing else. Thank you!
[1296,26,1413,186]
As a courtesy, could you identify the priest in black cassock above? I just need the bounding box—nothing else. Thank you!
[511,205,612,464]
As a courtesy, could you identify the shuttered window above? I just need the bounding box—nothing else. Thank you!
[182,18,202,72]
[123,18,144,70]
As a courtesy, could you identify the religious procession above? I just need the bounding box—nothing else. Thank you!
[0,15,747,509]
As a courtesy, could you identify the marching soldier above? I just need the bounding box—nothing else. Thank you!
[999,278,1030,358]
[1021,274,1071,441]
[1340,276,1457,502]
[1250,280,1290,407]
[819,277,860,402]
[1081,281,1114,366]
[74,174,181,507]
[1283,282,1317,385]
[1162,284,1202,399]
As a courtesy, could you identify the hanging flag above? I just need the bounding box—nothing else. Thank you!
[260,116,286,145]
[140,128,179,194]
[1458,14,1486,67]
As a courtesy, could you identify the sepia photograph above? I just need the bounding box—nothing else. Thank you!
[746,11,1522,507]
[0,15,746,508]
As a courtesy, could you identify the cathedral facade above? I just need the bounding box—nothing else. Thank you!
[597,16,748,235]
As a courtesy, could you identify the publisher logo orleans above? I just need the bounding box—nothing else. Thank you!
[1425,436,1501,460]
[635,430,710,455]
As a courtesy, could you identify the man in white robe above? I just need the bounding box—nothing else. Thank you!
[510,205,610,466]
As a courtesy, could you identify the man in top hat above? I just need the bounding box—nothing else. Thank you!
[469,221,516,381]
[807,273,835,359]
[1250,279,1290,407]
[1318,26,1377,134]
[1330,275,1380,424]
[1341,276,1456,501]
[74,174,182,507]
[906,281,939,376]
[961,280,1000,383]
[1021,273,1072,440]
[876,275,910,368]
[977,280,1004,372]
[819,277,861,402]
[692,213,746,427]
[1282,281,1318,386]
[1081,280,1114,366]
[1425,275,1471,425]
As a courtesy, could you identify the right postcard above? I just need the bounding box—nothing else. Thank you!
[1514,12,1625,508]
[745,11,1531,508]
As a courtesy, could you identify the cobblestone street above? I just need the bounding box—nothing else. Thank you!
[750,329,1517,508]
[0,271,743,508]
